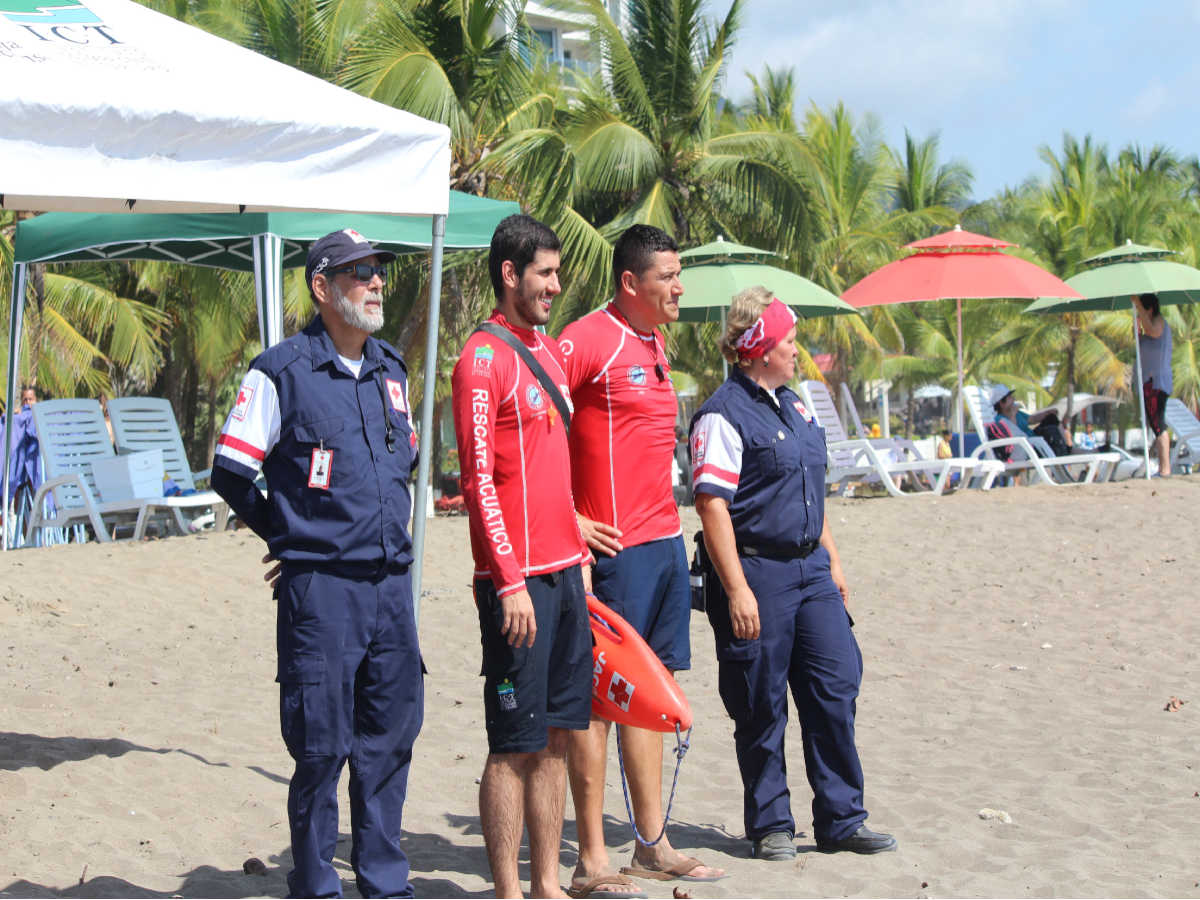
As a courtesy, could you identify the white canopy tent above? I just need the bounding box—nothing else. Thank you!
[1,0,453,600]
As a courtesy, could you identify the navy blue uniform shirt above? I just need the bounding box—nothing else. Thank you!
[688,369,827,551]
[213,316,417,569]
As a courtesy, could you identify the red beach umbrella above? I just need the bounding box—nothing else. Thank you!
[842,225,1081,454]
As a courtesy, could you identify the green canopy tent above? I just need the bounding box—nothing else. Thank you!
[4,192,519,598]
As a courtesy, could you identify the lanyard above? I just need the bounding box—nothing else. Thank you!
[374,371,397,453]
[605,304,665,381]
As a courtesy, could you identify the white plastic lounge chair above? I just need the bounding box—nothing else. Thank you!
[961,386,1119,486]
[838,382,928,461]
[1165,398,1200,474]
[24,399,154,543]
[106,397,230,532]
[798,381,999,496]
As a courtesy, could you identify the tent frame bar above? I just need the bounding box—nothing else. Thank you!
[2,262,28,551]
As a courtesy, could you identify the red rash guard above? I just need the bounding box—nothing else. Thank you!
[452,310,590,598]
[558,303,681,548]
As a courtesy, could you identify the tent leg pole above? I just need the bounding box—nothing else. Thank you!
[411,214,446,624]
[721,307,728,380]
[956,298,964,457]
[3,264,28,552]
[1132,302,1151,480]
[252,233,284,349]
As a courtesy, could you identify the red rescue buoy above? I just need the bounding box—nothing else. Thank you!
[588,594,692,732]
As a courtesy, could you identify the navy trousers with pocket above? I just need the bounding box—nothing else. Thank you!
[707,547,867,845]
[277,565,424,898]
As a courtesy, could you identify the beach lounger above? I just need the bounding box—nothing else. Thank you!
[798,381,999,496]
[961,386,1119,486]
[24,399,155,543]
[837,381,929,461]
[106,397,229,532]
[1165,398,1200,474]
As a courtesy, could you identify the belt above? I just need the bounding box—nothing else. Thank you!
[736,540,819,560]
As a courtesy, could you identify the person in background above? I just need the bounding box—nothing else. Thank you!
[989,385,1069,459]
[1078,423,1097,451]
[689,286,896,862]
[1133,292,1172,477]
[935,429,953,460]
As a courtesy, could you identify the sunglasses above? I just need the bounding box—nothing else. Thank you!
[329,262,388,283]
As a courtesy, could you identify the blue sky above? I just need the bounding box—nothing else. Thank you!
[722,0,1200,202]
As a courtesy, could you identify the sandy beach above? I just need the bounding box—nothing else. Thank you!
[1,477,1198,898]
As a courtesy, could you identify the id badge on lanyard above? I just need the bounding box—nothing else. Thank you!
[309,441,333,490]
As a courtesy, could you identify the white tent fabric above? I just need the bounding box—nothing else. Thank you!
[1,1,452,605]
[0,0,450,215]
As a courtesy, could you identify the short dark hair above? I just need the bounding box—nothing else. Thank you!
[1139,292,1162,317]
[612,225,679,287]
[488,215,561,300]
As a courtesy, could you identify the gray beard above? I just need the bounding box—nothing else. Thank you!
[331,281,384,333]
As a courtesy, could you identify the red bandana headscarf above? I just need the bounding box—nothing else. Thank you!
[734,298,797,360]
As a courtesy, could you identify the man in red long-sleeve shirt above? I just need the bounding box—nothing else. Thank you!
[452,215,593,899]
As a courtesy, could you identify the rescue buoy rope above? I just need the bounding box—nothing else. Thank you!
[614,722,693,847]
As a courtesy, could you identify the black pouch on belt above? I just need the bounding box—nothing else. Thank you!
[689,530,708,612]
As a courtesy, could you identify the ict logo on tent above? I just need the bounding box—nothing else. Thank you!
[1,2,101,24]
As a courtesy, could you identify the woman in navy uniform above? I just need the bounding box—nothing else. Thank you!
[688,286,895,861]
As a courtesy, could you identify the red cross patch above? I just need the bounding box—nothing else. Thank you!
[232,384,254,421]
[606,672,635,712]
[793,400,813,423]
[386,379,407,412]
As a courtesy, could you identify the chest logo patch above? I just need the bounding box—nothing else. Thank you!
[628,364,646,387]
[793,400,814,423]
[232,383,254,421]
[526,384,544,410]
[386,379,407,412]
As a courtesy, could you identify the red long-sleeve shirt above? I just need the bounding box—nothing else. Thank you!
[451,310,589,597]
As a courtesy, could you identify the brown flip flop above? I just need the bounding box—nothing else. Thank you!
[566,873,649,898]
[620,856,727,883]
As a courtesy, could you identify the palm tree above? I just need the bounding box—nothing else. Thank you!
[1,217,167,403]
[486,0,809,330]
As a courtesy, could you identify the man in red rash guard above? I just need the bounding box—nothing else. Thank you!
[451,214,593,899]
[559,225,725,894]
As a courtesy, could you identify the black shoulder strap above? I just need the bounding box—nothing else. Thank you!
[474,322,571,437]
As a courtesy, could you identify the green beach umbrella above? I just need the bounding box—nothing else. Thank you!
[1024,240,1200,477]
[677,263,857,322]
[676,237,857,378]
[679,236,779,262]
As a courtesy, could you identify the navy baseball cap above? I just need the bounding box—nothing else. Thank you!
[305,228,396,292]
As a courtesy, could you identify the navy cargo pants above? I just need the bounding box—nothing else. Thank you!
[707,546,867,845]
[277,564,424,898]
